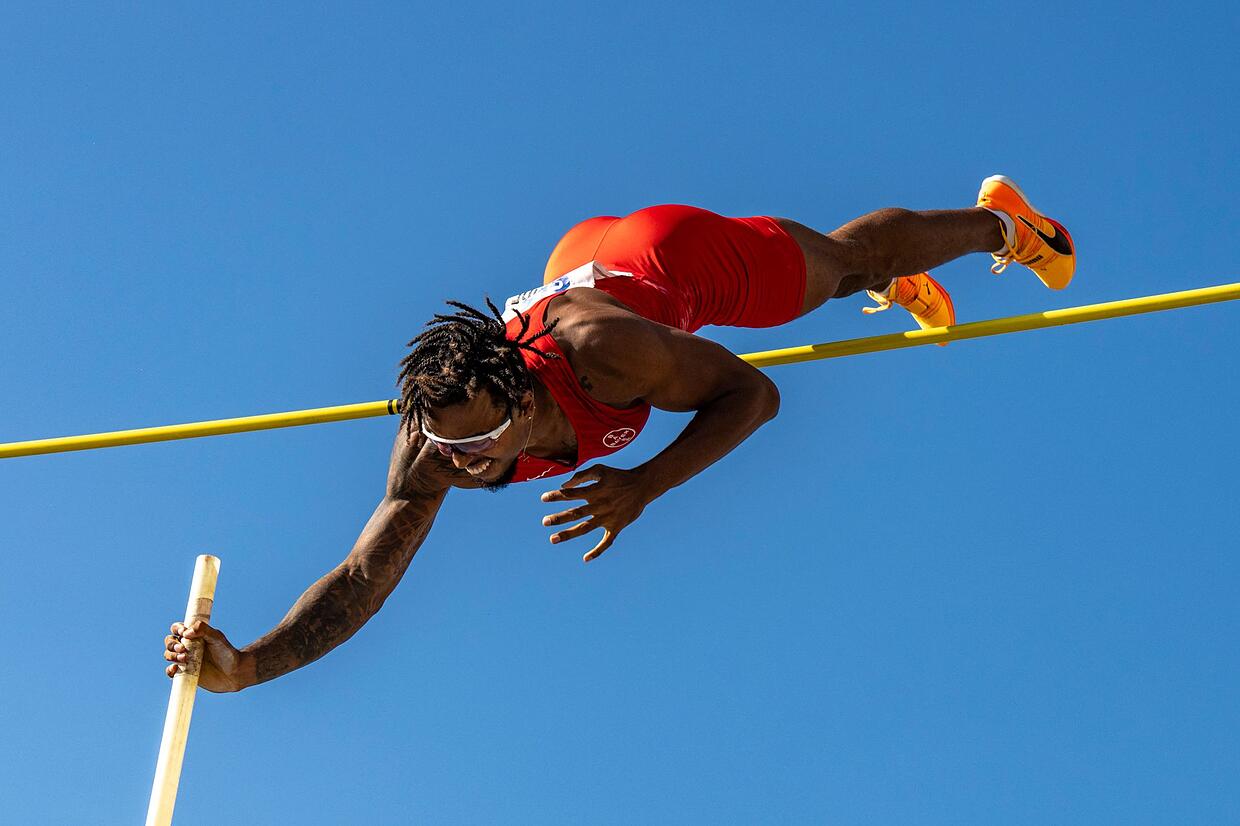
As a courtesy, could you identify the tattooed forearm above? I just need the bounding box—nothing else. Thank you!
[244,492,444,685]
[247,569,373,685]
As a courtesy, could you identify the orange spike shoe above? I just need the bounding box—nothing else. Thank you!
[977,174,1076,290]
[863,272,955,345]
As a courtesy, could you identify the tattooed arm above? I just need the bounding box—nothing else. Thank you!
[242,483,448,686]
[163,431,455,692]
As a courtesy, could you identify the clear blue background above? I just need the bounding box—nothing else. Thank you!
[2,3,1238,824]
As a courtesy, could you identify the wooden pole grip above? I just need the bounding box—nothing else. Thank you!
[145,554,221,826]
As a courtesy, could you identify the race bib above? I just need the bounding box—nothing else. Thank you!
[502,261,632,322]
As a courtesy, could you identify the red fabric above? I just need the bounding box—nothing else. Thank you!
[506,305,650,483]
[508,204,806,483]
[543,204,807,331]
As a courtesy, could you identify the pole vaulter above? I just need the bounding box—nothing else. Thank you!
[4,177,1236,706]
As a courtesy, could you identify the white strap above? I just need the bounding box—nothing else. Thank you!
[502,261,632,322]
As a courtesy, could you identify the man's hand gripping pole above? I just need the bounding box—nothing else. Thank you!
[145,554,221,826]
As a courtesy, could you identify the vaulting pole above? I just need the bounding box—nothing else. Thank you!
[2,281,1238,460]
[145,555,221,826]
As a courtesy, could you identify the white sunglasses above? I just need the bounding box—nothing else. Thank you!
[421,417,512,455]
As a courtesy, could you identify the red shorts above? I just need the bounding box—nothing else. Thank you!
[543,205,807,333]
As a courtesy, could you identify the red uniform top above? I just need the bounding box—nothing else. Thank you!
[500,205,806,484]
[503,264,652,483]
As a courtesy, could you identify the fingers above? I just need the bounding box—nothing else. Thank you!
[561,466,604,488]
[541,466,607,503]
[171,620,203,639]
[175,619,223,642]
[542,504,591,527]
[541,487,590,504]
[165,620,215,679]
[164,637,190,677]
[550,518,598,545]
[583,529,616,563]
[164,624,198,676]
[164,634,190,663]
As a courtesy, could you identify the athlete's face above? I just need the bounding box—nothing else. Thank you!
[422,391,529,490]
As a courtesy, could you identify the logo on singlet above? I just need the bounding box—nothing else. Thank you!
[602,428,637,448]
[507,276,570,312]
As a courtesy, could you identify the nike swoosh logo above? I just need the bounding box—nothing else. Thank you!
[1017,215,1073,256]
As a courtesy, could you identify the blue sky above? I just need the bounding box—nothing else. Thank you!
[2,2,1238,824]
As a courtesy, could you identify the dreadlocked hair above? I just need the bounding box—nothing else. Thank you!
[396,297,560,443]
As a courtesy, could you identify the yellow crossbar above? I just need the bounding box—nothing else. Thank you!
[3,281,1237,460]
[742,280,1240,366]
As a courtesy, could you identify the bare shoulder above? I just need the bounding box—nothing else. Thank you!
[547,289,656,344]
[543,290,683,407]
[385,423,489,498]
[543,288,766,414]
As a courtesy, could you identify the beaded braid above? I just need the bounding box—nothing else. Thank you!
[396,297,560,443]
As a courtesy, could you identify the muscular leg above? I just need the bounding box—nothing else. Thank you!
[776,208,1004,317]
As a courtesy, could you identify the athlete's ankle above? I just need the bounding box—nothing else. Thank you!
[871,277,896,298]
[981,207,1015,254]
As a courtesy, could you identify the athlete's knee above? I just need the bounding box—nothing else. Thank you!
[753,371,781,423]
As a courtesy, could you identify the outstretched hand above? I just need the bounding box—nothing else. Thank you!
[541,465,659,562]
